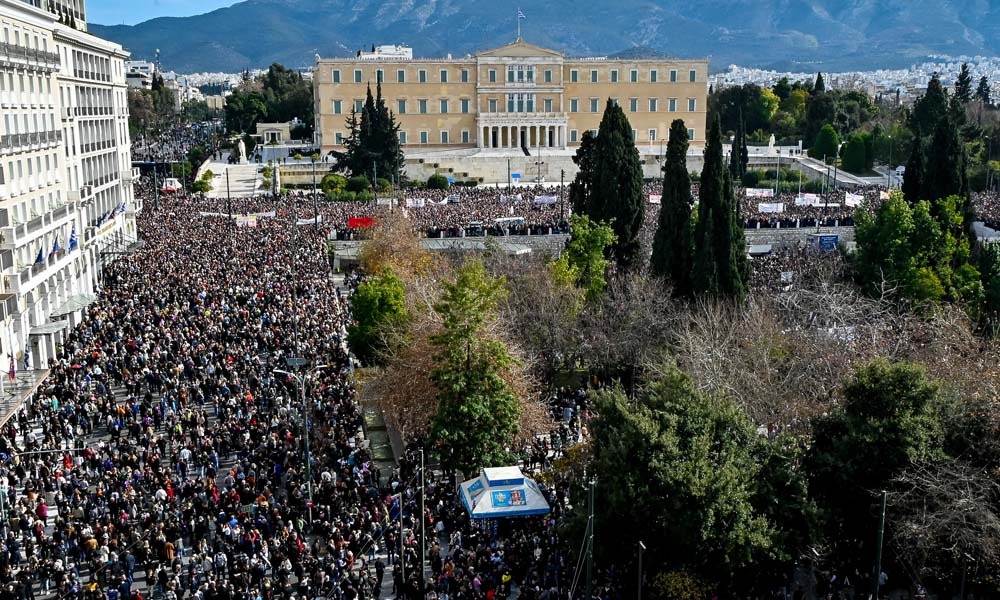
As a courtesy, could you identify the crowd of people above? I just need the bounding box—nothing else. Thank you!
[132,122,219,165]
[0,159,588,600]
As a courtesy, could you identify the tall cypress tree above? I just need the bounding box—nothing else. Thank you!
[955,63,973,104]
[691,119,732,297]
[910,74,948,136]
[901,132,924,204]
[651,120,693,295]
[976,76,991,105]
[569,131,598,215]
[587,100,645,267]
[924,117,964,204]
[814,72,826,93]
[719,167,748,301]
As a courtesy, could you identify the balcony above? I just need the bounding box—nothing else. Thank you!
[0,130,64,155]
[0,42,60,73]
[477,111,569,125]
[9,249,74,295]
[0,203,75,250]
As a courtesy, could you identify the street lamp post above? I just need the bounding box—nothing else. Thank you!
[637,541,646,600]
[274,364,329,528]
[887,135,893,188]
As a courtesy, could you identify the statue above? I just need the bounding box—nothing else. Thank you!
[236,139,248,164]
[768,133,776,149]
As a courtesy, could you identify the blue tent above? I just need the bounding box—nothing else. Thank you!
[459,466,550,519]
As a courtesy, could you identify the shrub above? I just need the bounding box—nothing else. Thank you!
[427,174,449,189]
[741,170,761,187]
[321,173,347,195]
[375,178,392,193]
[347,175,371,193]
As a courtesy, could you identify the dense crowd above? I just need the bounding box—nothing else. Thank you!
[0,167,586,600]
[133,122,219,164]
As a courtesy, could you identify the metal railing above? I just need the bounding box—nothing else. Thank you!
[0,130,64,152]
[0,42,60,72]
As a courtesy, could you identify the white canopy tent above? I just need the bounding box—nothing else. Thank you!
[459,466,551,519]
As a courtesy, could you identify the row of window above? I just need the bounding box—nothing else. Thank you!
[331,96,698,115]
[333,127,697,145]
[332,66,699,85]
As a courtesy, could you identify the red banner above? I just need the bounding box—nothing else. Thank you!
[348,216,377,229]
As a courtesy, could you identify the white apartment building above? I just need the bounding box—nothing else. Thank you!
[0,0,136,370]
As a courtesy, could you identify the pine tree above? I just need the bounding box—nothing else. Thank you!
[814,72,826,93]
[651,120,693,295]
[693,118,747,301]
[955,63,973,104]
[729,112,746,179]
[902,132,924,204]
[342,83,402,183]
[976,76,991,106]
[583,100,645,267]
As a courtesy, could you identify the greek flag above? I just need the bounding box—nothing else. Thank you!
[69,226,78,251]
[517,8,526,19]
[35,246,44,264]
[52,236,60,254]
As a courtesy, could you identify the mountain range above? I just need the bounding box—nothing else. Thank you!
[90,0,1000,74]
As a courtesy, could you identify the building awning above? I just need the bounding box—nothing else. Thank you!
[30,320,70,335]
[49,293,98,319]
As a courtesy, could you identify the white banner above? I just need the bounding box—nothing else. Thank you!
[534,195,558,205]
[235,215,257,228]
[250,211,276,218]
[758,202,785,214]
[296,216,323,226]
[880,190,891,200]
[795,194,825,207]
[405,198,426,208]
[845,192,863,207]
[648,194,662,204]
[745,188,774,198]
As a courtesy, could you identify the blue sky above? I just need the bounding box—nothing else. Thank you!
[87,0,241,25]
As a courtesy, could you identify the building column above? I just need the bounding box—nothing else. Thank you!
[537,125,543,148]
[507,126,513,149]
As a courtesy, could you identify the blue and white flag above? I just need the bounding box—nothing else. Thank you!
[69,226,78,251]
[119,201,127,214]
[35,246,44,264]
[52,236,60,254]
[517,8,526,19]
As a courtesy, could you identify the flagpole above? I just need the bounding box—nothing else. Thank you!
[516,8,521,39]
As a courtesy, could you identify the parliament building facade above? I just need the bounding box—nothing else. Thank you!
[314,39,708,154]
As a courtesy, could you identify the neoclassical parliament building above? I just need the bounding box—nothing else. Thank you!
[313,38,708,155]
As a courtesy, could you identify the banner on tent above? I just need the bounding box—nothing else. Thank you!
[758,202,785,214]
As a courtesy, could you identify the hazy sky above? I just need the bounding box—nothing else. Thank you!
[87,0,241,25]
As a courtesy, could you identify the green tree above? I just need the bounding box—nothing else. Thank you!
[772,77,791,101]
[586,367,803,589]
[321,173,347,195]
[808,124,840,162]
[348,270,409,365]
[574,99,645,267]
[692,118,748,301]
[955,63,974,104]
[902,132,924,204]
[756,88,780,124]
[651,120,694,295]
[569,130,598,215]
[979,243,1000,335]
[805,93,837,149]
[346,175,371,193]
[224,91,267,134]
[976,76,991,105]
[854,193,982,304]
[814,72,826,93]
[924,116,968,205]
[555,214,616,301]
[430,261,520,475]
[840,134,868,174]
[808,360,947,569]
[910,74,949,136]
[426,174,449,189]
[340,83,403,182]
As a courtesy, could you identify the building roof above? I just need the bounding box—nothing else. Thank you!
[477,38,563,59]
